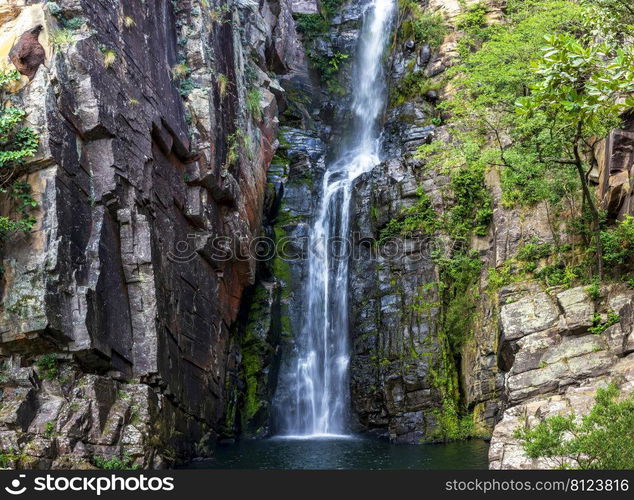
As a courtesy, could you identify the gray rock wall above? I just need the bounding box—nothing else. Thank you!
[0,0,303,467]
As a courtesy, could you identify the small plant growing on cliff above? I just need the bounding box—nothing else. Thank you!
[585,282,601,302]
[50,29,73,47]
[515,383,634,469]
[0,448,21,468]
[209,4,231,24]
[35,354,59,380]
[122,15,136,28]
[171,63,190,79]
[397,1,447,46]
[600,215,634,268]
[216,73,229,99]
[246,89,262,121]
[101,49,117,68]
[588,310,620,334]
[92,453,140,470]
[44,422,55,438]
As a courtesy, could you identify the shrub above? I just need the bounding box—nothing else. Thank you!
[246,89,263,121]
[92,454,140,470]
[294,13,329,38]
[601,215,634,268]
[35,354,59,380]
[0,70,39,241]
[515,383,634,469]
[399,1,447,47]
[378,189,437,243]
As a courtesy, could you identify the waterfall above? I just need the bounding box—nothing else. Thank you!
[275,0,396,438]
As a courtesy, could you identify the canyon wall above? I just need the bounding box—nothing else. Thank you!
[0,0,306,467]
[0,0,632,471]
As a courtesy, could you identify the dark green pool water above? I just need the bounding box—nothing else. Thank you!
[187,437,490,470]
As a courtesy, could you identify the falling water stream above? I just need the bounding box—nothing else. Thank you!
[187,0,491,467]
[278,0,396,438]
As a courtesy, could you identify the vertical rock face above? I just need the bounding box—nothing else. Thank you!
[489,284,634,469]
[1,0,630,470]
[347,0,456,443]
[345,0,634,455]
[0,0,305,467]
[349,160,443,442]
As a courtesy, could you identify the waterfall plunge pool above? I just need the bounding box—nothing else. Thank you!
[185,437,490,470]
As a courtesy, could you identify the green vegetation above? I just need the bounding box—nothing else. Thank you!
[0,448,21,468]
[208,4,232,24]
[294,14,329,38]
[305,50,350,94]
[101,48,117,68]
[294,0,342,38]
[92,453,140,470]
[588,310,620,335]
[414,0,634,282]
[377,0,634,444]
[50,28,74,47]
[35,354,59,380]
[600,215,634,268]
[246,88,263,121]
[516,32,634,277]
[216,73,229,100]
[0,69,38,241]
[379,188,437,242]
[515,383,634,469]
[292,1,349,93]
[425,250,482,441]
[398,0,447,47]
[239,285,271,430]
[44,422,56,438]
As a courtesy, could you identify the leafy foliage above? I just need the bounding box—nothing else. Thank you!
[398,0,447,47]
[0,69,39,241]
[516,31,634,276]
[246,88,263,121]
[378,188,437,242]
[35,354,59,380]
[92,454,140,470]
[515,383,634,469]
[600,215,634,268]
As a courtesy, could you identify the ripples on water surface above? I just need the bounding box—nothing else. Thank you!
[187,437,490,470]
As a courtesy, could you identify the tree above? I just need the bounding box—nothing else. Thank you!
[516,34,634,278]
[580,0,634,42]
[515,383,634,469]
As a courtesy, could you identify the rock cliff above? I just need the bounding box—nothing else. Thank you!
[0,0,632,470]
[0,0,305,467]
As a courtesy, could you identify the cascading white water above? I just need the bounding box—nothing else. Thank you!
[279,0,395,438]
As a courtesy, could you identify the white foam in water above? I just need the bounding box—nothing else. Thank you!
[271,434,359,441]
[275,0,396,439]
